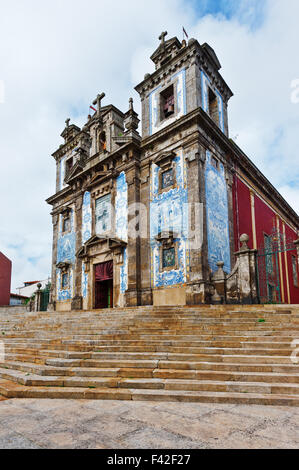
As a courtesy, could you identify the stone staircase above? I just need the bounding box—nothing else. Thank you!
[0,305,299,405]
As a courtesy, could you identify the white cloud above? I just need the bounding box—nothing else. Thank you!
[0,0,298,291]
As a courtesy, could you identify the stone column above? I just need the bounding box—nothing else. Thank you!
[34,283,42,312]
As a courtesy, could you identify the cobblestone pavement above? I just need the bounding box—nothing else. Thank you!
[0,398,298,449]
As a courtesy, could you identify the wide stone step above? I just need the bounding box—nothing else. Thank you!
[1,364,299,384]
[2,358,298,376]
[2,352,295,368]
[60,339,294,349]
[1,368,299,395]
[0,378,298,406]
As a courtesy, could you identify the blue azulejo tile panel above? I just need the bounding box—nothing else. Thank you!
[56,208,76,301]
[56,268,74,301]
[57,209,76,264]
[82,191,92,244]
[120,248,128,294]
[82,263,88,299]
[116,172,128,294]
[116,172,128,243]
[205,151,231,274]
[149,69,186,136]
[150,151,189,288]
[201,70,225,133]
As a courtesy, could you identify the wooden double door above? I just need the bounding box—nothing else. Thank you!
[94,261,113,309]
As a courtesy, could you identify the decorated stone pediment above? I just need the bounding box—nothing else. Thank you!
[59,206,72,218]
[155,231,179,247]
[56,261,70,271]
[86,170,116,190]
[77,235,127,261]
[154,151,176,169]
[64,160,85,184]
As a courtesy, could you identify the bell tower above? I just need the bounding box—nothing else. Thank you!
[135,32,235,306]
[135,33,233,139]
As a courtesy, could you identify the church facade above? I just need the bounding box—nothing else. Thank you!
[47,33,299,311]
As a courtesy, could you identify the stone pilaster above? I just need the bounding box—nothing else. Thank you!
[124,159,141,306]
[72,194,83,310]
[185,146,208,304]
[294,240,299,266]
[139,161,153,306]
[225,164,235,269]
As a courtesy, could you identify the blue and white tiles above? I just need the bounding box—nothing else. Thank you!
[116,172,128,293]
[205,151,231,274]
[82,191,92,243]
[56,208,76,302]
[150,150,189,288]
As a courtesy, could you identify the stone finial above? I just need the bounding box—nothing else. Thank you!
[124,97,140,132]
[65,118,70,128]
[37,283,42,290]
[240,233,250,251]
[212,261,226,281]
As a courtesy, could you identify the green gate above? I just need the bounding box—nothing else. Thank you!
[256,229,296,304]
[40,284,51,312]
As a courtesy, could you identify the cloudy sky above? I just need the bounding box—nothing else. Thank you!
[0,0,298,291]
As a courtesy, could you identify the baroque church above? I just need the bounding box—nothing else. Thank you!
[47,32,299,311]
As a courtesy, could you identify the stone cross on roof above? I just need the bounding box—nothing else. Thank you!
[93,93,105,117]
[159,31,168,46]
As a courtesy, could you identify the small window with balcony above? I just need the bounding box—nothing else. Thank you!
[62,216,71,233]
[65,158,73,177]
[61,272,69,289]
[211,156,219,170]
[161,85,175,120]
[162,247,176,269]
[100,131,107,152]
[208,87,219,126]
[161,169,174,189]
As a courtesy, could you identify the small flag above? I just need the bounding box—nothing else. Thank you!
[183,27,189,40]
[90,105,97,112]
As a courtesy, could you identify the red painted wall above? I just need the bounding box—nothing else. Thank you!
[0,252,12,306]
[233,175,299,304]
[284,224,299,304]
[233,176,253,250]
